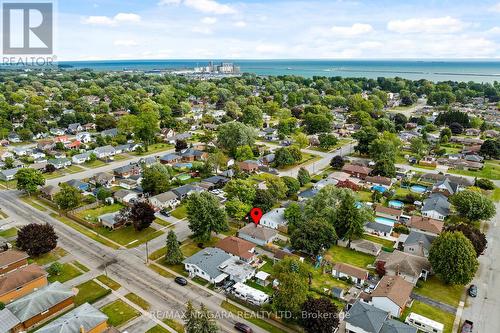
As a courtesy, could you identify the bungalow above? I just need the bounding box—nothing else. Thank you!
[0,308,20,333]
[172,184,204,200]
[202,175,230,188]
[374,205,401,222]
[139,156,157,167]
[114,144,131,154]
[48,158,71,169]
[160,128,176,140]
[65,179,90,192]
[408,216,443,235]
[160,153,181,165]
[0,150,14,161]
[99,212,124,230]
[0,168,21,181]
[92,172,115,188]
[342,164,372,179]
[114,189,138,205]
[49,128,65,136]
[72,152,91,164]
[261,153,275,165]
[67,123,83,134]
[64,140,82,150]
[332,263,369,285]
[365,176,392,188]
[100,128,118,138]
[35,303,109,333]
[313,178,338,191]
[349,239,382,256]
[365,221,393,237]
[12,146,31,157]
[371,275,413,317]
[7,133,21,143]
[215,236,257,263]
[262,127,278,141]
[238,224,278,246]
[93,145,116,159]
[376,250,431,284]
[0,250,29,275]
[421,193,450,221]
[180,148,208,162]
[39,185,60,200]
[76,132,92,143]
[402,231,435,258]
[238,160,260,173]
[37,140,55,152]
[168,133,192,144]
[149,191,179,210]
[465,128,481,136]
[118,178,139,190]
[54,135,69,144]
[113,164,141,178]
[84,123,96,131]
[6,282,74,332]
[432,178,460,196]
[260,208,286,230]
[0,264,47,303]
[182,248,232,284]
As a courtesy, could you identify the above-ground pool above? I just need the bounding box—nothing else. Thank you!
[371,185,387,193]
[410,185,427,193]
[388,200,404,209]
[375,217,396,226]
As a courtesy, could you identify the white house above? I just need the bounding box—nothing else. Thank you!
[421,193,450,221]
[72,152,91,164]
[114,189,139,204]
[76,132,92,143]
[93,145,116,159]
[260,208,286,230]
[149,191,179,210]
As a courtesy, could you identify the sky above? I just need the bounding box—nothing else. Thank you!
[48,0,500,60]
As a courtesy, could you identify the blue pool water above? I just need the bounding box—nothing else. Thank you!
[388,200,404,209]
[410,185,427,193]
[375,217,396,226]
[371,185,387,193]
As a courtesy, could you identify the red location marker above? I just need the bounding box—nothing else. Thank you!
[250,207,263,226]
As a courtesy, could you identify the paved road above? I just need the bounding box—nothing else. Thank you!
[0,190,268,333]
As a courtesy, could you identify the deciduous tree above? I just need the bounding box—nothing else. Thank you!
[16,223,58,257]
[290,220,337,255]
[300,297,339,333]
[15,168,45,195]
[186,192,228,241]
[450,190,496,221]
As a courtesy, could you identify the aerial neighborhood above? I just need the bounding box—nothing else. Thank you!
[0,69,498,333]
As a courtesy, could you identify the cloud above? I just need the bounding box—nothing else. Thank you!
[387,16,464,34]
[234,20,246,28]
[490,2,500,12]
[329,23,374,37]
[114,40,138,46]
[82,13,141,26]
[201,17,217,24]
[159,0,236,14]
[191,26,213,34]
[255,43,285,54]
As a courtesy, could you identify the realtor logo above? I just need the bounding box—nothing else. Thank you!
[2,2,53,54]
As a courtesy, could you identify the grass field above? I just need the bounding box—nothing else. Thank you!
[362,234,395,248]
[20,196,48,211]
[133,143,173,155]
[66,165,85,174]
[84,159,106,168]
[95,225,163,248]
[75,280,111,305]
[221,301,284,333]
[29,247,68,265]
[96,275,122,290]
[100,300,140,327]
[279,153,321,171]
[73,261,90,272]
[171,205,187,219]
[163,319,185,333]
[0,227,17,238]
[48,262,82,283]
[448,161,500,180]
[326,245,375,269]
[125,292,150,310]
[414,276,464,307]
[149,263,175,278]
[492,188,500,202]
[75,203,124,223]
[402,301,454,333]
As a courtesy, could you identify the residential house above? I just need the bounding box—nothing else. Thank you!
[238,224,277,246]
[118,178,139,190]
[349,239,382,256]
[432,178,461,196]
[65,179,90,192]
[149,191,179,210]
[180,148,208,162]
[365,176,392,188]
[260,208,286,230]
[160,128,176,140]
[401,231,435,258]
[215,236,256,263]
[99,212,124,230]
[0,168,20,181]
[113,144,131,154]
[172,184,204,200]
[83,123,96,131]
[72,152,91,164]
[419,173,473,187]
[12,146,31,157]
[202,175,229,188]
[48,158,71,169]
[332,263,369,285]
[100,128,118,138]
[261,153,275,166]
[93,146,116,159]
[375,206,402,222]
[65,140,82,150]
[0,265,47,303]
[160,153,181,165]
[67,123,83,134]
[0,150,14,161]
[0,250,29,276]
[238,160,260,173]
[421,193,450,221]
[376,250,431,284]
[465,128,481,136]
[345,301,417,333]
[0,308,20,333]
[167,133,192,144]
[34,302,109,333]
[262,127,278,141]
[37,140,55,152]
[313,178,338,191]
[39,185,60,200]
[113,164,141,179]
[49,128,65,136]
[76,132,92,143]
[92,172,115,188]
[54,135,69,144]
[371,275,414,317]
[7,133,21,143]
[408,216,444,236]
[342,164,372,179]
[138,156,156,167]
[6,282,74,332]
[114,189,139,205]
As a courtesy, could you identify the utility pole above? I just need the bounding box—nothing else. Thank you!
[145,241,149,264]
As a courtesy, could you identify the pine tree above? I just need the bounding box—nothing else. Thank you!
[198,304,218,333]
[184,301,199,333]
[165,230,183,265]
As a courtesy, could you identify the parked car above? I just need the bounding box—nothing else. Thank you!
[461,320,473,333]
[468,285,477,297]
[234,322,253,333]
[160,209,171,217]
[174,277,188,286]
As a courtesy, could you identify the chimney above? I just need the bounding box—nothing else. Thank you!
[80,325,85,333]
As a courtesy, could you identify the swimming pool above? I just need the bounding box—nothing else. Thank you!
[375,217,396,226]
[388,200,404,209]
[410,185,427,193]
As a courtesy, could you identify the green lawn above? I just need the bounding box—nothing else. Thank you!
[75,203,124,223]
[326,245,375,269]
[310,267,350,291]
[29,247,68,265]
[357,190,372,202]
[113,154,130,161]
[50,213,120,249]
[362,234,395,248]
[74,280,111,306]
[402,301,454,333]
[73,261,90,272]
[20,196,48,211]
[279,153,321,171]
[180,237,220,257]
[125,292,150,310]
[48,263,82,283]
[66,165,85,174]
[414,276,464,307]
[100,300,140,327]
[146,325,170,333]
[148,263,175,278]
[84,159,106,168]
[0,227,17,238]
[44,170,65,179]
[491,187,500,202]
[96,275,122,290]
[149,247,166,261]
[95,225,163,248]
[163,319,185,333]
[154,217,172,227]
[259,259,274,274]
[0,180,17,189]
[448,161,500,180]
[133,143,173,155]
[171,205,187,219]
[221,301,284,333]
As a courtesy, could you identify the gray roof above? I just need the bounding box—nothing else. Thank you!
[346,301,388,333]
[0,168,21,177]
[73,152,91,160]
[34,303,107,333]
[0,308,20,333]
[183,247,231,279]
[404,231,435,250]
[160,153,180,162]
[422,193,450,216]
[6,282,73,322]
[99,212,120,227]
[100,128,118,137]
[172,184,204,197]
[94,145,115,154]
[434,178,459,194]
[380,319,417,333]
[151,191,177,202]
[365,221,393,234]
[239,224,278,241]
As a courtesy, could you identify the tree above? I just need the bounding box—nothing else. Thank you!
[352,126,378,155]
[175,140,188,152]
[54,183,82,210]
[273,257,310,318]
[282,176,300,197]
[96,187,112,201]
[224,179,256,204]
[253,189,276,213]
[445,224,487,257]
[429,231,478,285]
[142,164,173,195]
[234,145,254,161]
[198,304,218,333]
[183,301,218,333]
[263,175,288,200]
[475,178,495,190]
[293,132,309,149]
[241,105,263,128]
[300,297,339,333]
[329,155,345,170]
[184,301,199,333]
[4,157,14,169]
[217,122,256,155]
[165,230,184,265]
[47,262,63,276]
[297,167,310,186]
[479,139,500,159]
[16,223,58,257]
[291,220,337,255]
[318,133,338,150]
[129,201,156,231]
[225,199,252,220]
[410,137,428,159]
[15,168,45,195]
[449,122,464,134]
[450,190,496,221]
[96,114,116,131]
[186,192,228,241]
[274,147,301,168]
[335,193,369,245]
